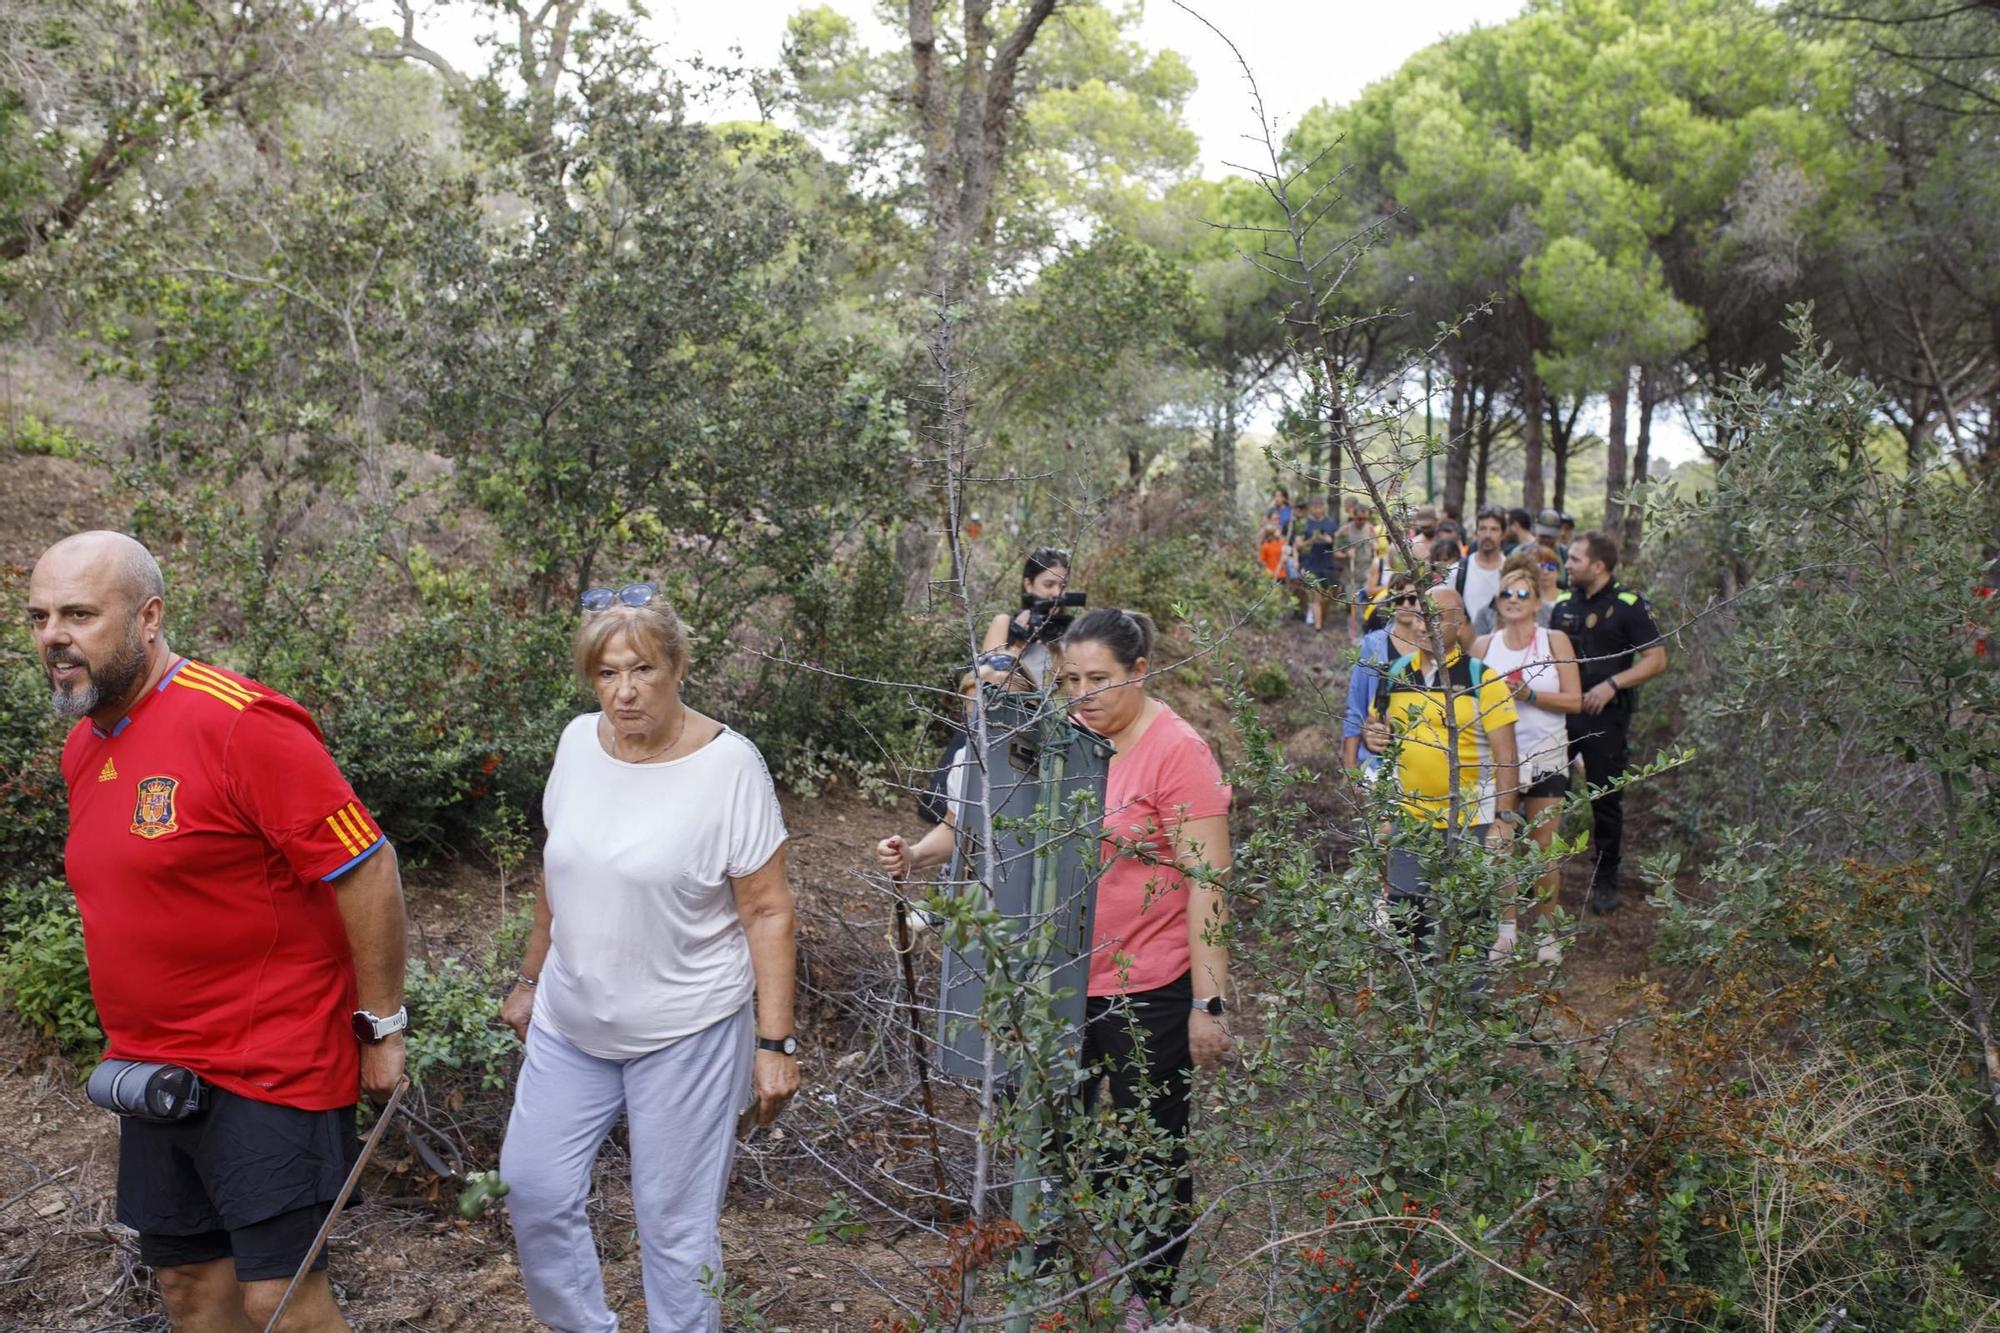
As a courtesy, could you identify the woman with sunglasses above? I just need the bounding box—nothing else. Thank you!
[1472,558,1582,962]
[498,583,800,1332]
[1057,607,1233,1327]
[1342,571,1427,774]
[1470,544,1562,637]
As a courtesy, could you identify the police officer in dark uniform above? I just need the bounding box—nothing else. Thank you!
[1549,530,1669,913]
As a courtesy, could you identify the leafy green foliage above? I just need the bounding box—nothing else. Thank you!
[0,596,70,894]
[1638,315,2000,1316]
[0,880,100,1055]
[404,956,520,1094]
[419,111,911,635]
[747,531,958,791]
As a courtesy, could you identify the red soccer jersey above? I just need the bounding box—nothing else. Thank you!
[60,658,384,1110]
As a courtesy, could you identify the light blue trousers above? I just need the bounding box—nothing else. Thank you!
[501,1006,753,1333]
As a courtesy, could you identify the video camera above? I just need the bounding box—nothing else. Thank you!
[1010,591,1086,646]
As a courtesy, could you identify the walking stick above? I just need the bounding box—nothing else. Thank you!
[892,888,953,1205]
[262,1076,409,1333]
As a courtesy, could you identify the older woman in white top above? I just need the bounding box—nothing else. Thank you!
[1473,557,1581,962]
[499,586,799,1333]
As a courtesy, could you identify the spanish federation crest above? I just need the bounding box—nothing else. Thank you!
[131,776,181,840]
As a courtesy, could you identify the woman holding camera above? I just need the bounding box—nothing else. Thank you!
[982,547,1072,688]
[498,587,799,1333]
[1058,607,1233,1324]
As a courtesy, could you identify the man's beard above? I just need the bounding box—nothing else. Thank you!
[47,625,147,718]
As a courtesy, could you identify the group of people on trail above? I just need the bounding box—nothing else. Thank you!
[1306,496,1670,949]
[882,554,1233,1331]
[30,518,1659,1333]
[31,533,1239,1333]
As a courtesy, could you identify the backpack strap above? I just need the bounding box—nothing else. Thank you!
[1454,559,1469,594]
[1374,651,1415,719]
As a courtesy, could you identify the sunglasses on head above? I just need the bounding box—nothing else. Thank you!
[975,652,1019,673]
[580,581,659,612]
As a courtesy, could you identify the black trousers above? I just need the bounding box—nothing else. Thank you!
[1076,973,1195,1309]
[1569,710,1632,891]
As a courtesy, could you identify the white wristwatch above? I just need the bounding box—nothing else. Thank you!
[351,1006,409,1044]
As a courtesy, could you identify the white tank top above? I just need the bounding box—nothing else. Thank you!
[1481,625,1567,777]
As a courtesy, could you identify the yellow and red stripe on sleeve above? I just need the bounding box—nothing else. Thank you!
[322,801,385,876]
[170,660,260,712]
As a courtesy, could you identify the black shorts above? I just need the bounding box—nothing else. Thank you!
[1523,767,1571,801]
[117,1084,358,1281]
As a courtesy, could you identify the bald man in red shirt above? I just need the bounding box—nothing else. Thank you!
[28,531,408,1332]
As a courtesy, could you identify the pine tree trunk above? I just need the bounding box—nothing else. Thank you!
[1522,362,1545,514]
[1474,388,1495,512]
[1549,391,1568,514]
[1215,395,1238,499]
[1605,366,1630,534]
[1444,358,1471,518]
[1628,369,1655,550]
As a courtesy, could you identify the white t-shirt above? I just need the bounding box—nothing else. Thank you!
[536,714,788,1059]
[1457,554,1504,627]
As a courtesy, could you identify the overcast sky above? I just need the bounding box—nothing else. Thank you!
[373,0,1515,167]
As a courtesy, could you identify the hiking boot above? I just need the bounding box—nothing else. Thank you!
[1586,883,1620,915]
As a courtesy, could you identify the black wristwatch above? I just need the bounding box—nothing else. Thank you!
[351,1006,409,1044]
[1191,996,1227,1016]
[757,1034,798,1056]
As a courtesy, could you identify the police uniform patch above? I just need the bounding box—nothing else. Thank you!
[1585,612,1599,628]
[131,776,181,840]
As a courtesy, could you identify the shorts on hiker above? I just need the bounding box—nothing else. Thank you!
[118,1085,357,1280]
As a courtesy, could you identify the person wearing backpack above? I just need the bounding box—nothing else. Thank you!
[1357,586,1522,948]
[1450,507,1507,632]
[1342,573,1424,776]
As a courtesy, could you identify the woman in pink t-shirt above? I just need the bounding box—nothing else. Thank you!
[1057,607,1233,1324]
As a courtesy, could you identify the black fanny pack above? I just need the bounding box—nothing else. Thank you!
[86,1059,207,1123]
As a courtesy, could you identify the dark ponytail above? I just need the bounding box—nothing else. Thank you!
[1022,547,1070,584]
[1062,606,1154,669]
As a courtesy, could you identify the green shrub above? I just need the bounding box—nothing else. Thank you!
[1246,657,1290,702]
[1087,529,1275,634]
[0,880,101,1054]
[5,411,88,458]
[748,531,959,791]
[404,955,520,1094]
[0,597,71,893]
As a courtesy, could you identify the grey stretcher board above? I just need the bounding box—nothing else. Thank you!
[935,687,1112,1083]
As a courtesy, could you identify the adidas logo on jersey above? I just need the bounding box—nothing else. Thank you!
[97,757,119,783]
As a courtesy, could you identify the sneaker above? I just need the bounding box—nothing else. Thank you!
[1488,923,1518,962]
[1535,935,1564,965]
[1123,1294,1151,1333]
[1586,883,1620,915]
